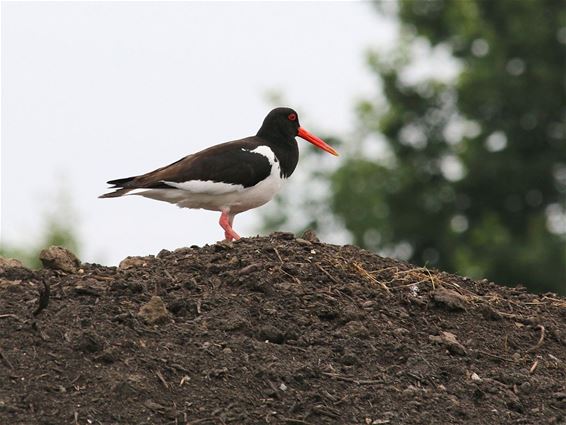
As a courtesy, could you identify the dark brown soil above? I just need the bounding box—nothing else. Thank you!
[1,233,565,425]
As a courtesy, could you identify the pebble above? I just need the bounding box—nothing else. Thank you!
[301,229,320,243]
[138,296,170,324]
[0,257,24,268]
[432,288,468,311]
[258,325,286,344]
[119,256,149,270]
[520,382,531,393]
[429,331,467,356]
[76,331,105,353]
[295,238,312,246]
[39,246,80,273]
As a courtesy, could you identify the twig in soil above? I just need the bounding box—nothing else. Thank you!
[315,264,339,284]
[33,280,50,316]
[0,350,14,369]
[310,405,341,419]
[476,349,516,363]
[280,418,315,425]
[494,310,535,325]
[87,274,114,281]
[388,279,429,290]
[422,266,437,290]
[30,321,49,341]
[333,394,350,406]
[529,359,539,374]
[273,247,284,263]
[169,363,191,374]
[0,314,23,321]
[540,296,566,308]
[321,389,337,402]
[321,372,383,385]
[156,370,170,389]
[190,418,217,425]
[164,269,176,283]
[352,262,390,293]
[393,267,440,292]
[287,344,308,353]
[279,267,302,285]
[367,266,400,276]
[405,371,429,385]
[73,286,100,297]
[527,325,545,353]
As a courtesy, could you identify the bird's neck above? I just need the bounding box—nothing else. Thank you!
[257,134,299,179]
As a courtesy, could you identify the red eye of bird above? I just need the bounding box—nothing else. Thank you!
[288,113,297,121]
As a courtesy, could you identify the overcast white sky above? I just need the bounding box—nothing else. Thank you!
[1,1,397,265]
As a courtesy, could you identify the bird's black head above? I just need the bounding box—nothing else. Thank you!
[256,107,300,141]
[256,107,339,157]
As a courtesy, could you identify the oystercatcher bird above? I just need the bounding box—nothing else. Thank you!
[99,107,338,241]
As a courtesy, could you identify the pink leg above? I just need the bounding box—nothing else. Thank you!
[219,211,240,241]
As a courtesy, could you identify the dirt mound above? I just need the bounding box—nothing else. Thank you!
[1,233,565,425]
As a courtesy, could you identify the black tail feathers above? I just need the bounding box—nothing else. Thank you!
[106,176,136,187]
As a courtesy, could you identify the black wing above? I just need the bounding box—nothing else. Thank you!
[106,137,272,190]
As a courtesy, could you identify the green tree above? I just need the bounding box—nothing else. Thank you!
[264,0,566,294]
[1,189,80,268]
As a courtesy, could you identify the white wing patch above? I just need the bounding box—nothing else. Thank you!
[161,180,244,194]
[244,145,277,166]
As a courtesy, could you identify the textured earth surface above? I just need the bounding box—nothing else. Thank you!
[0,233,565,425]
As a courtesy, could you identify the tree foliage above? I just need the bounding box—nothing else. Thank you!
[265,0,566,293]
[1,190,80,268]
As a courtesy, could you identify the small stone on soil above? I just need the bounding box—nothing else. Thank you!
[238,263,262,275]
[258,325,286,344]
[432,288,468,311]
[39,246,80,273]
[0,257,24,269]
[138,296,170,324]
[429,331,467,355]
[271,232,295,240]
[301,229,320,243]
[340,352,359,365]
[119,256,150,270]
[76,331,105,353]
[295,238,312,246]
[479,304,503,320]
[338,321,370,338]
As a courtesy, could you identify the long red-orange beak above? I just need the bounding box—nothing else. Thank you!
[298,127,339,156]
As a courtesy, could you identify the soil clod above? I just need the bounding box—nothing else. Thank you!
[0,257,24,269]
[138,295,169,324]
[429,331,467,356]
[76,330,105,353]
[432,287,468,311]
[39,246,81,273]
[119,256,151,270]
